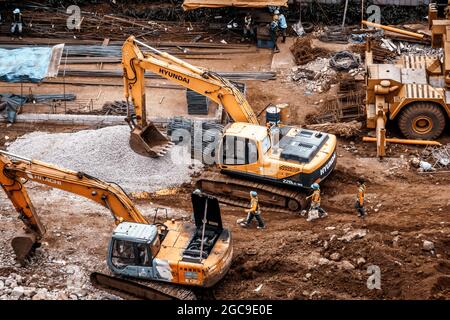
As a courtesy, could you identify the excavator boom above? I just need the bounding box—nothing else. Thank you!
[122,36,258,157]
[0,150,148,263]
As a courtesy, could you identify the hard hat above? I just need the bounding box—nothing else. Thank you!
[13,8,20,14]
[250,191,257,197]
[192,189,201,195]
[274,9,280,15]
[311,183,320,190]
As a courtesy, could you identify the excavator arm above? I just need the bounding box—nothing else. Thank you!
[0,150,148,263]
[121,36,259,157]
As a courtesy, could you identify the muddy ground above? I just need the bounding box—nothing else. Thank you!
[0,137,448,300]
[0,23,449,300]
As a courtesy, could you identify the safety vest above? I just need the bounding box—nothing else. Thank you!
[250,197,260,213]
[357,184,366,204]
[13,13,22,23]
[311,190,321,204]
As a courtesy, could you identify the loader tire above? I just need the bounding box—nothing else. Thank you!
[398,102,446,140]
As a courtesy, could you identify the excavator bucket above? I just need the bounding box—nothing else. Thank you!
[129,123,173,158]
[11,233,39,266]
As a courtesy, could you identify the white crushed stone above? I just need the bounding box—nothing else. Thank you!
[7,125,202,193]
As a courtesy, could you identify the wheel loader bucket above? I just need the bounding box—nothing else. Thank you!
[129,123,173,158]
[11,233,38,266]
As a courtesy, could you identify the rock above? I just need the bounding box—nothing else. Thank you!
[338,229,367,242]
[75,288,87,298]
[0,280,4,291]
[422,240,434,251]
[5,279,17,288]
[339,260,355,270]
[356,257,366,266]
[318,258,331,266]
[390,231,399,236]
[24,287,36,298]
[56,291,69,300]
[10,286,24,300]
[69,294,78,300]
[392,235,400,247]
[330,252,341,261]
[305,273,312,279]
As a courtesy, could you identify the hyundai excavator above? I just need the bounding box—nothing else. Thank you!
[0,150,232,300]
[122,36,337,213]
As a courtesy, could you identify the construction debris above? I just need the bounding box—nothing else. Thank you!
[329,51,360,71]
[58,69,276,81]
[290,58,337,93]
[304,121,363,138]
[413,144,450,172]
[306,76,365,124]
[290,37,330,66]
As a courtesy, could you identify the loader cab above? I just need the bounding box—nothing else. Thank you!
[107,222,168,280]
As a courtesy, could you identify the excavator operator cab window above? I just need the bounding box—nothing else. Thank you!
[261,135,271,154]
[111,239,151,268]
[221,135,258,165]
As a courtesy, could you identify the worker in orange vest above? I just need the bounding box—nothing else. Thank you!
[305,183,327,222]
[237,191,265,229]
[355,178,366,218]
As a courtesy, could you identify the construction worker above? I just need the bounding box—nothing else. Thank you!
[269,16,280,53]
[274,9,288,43]
[268,6,280,14]
[242,12,255,41]
[11,8,23,40]
[355,178,366,218]
[305,183,327,222]
[237,191,265,229]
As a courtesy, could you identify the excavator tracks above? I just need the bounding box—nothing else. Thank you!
[90,272,197,300]
[196,171,308,214]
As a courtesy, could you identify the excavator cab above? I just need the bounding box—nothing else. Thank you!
[107,222,171,281]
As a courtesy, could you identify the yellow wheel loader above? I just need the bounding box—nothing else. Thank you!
[362,2,450,157]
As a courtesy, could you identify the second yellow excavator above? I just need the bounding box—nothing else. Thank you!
[0,150,232,299]
[122,36,337,212]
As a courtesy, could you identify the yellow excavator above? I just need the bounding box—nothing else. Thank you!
[0,150,232,300]
[122,36,337,213]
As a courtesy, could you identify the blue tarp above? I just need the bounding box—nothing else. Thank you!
[0,47,53,83]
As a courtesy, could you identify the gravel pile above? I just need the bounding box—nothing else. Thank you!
[7,125,202,193]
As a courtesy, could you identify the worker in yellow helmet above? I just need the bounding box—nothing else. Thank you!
[354,178,366,218]
[305,183,327,222]
[237,191,265,229]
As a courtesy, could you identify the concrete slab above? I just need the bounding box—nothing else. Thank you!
[271,37,296,70]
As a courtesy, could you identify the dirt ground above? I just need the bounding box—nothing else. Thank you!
[0,29,449,300]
